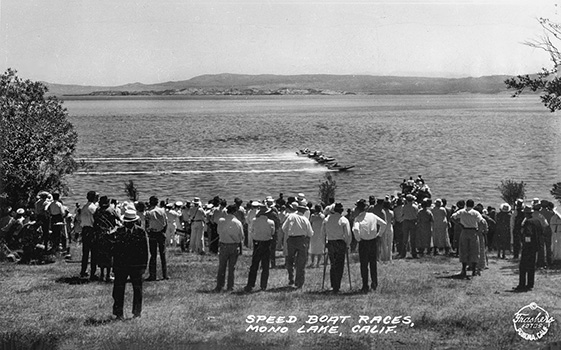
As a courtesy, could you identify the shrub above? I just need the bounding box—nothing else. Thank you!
[551,182,561,205]
[318,173,337,206]
[497,180,526,206]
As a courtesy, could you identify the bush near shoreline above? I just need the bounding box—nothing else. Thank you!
[1,244,560,350]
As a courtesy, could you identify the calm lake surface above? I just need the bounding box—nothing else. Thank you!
[63,95,561,209]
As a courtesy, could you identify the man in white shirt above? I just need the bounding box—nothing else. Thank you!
[282,202,314,289]
[322,203,351,293]
[80,191,99,279]
[353,199,386,293]
[244,204,275,292]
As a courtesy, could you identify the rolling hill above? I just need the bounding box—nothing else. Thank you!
[43,73,514,96]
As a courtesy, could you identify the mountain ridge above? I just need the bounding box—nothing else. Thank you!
[43,73,514,96]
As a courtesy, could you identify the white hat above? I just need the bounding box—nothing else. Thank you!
[500,203,511,212]
[123,209,140,222]
[16,208,25,215]
[193,197,201,205]
[297,193,306,198]
[252,201,263,207]
[175,201,184,207]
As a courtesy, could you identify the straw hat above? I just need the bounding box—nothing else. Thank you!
[123,209,140,222]
[500,203,511,212]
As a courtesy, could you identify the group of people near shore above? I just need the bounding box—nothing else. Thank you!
[2,185,561,318]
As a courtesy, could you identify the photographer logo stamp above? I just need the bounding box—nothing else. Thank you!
[513,303,555,341]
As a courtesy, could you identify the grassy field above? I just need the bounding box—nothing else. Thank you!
[1,244,560,350]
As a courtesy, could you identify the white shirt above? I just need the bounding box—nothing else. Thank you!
[352,211,386,241]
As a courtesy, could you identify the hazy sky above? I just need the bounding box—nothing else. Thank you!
[0,0,557,86]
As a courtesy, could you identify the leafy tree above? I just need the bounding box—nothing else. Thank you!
[318,173,337,206]
[497,180,527,206]
[505,17,561,112]
[0,69,78,207]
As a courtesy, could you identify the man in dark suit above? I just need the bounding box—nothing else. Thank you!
[112,209,149,319]
[514,206,543,292]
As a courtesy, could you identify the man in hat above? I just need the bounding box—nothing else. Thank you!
[514,206,543,291]
[400,194,418,259]
[322,203,351,293]
[511,199,525,259]
[35,191,52,249]
[112,209,149,319]
[531,202,550,269]
[282,202,314,289]
[265,196,281,268]
[450,199,485,278]
[215,204,245,292]
[80,191,99,280]
[244,203,275,292]
[145,196,168,281]
[94,195,122,282]
[353,199,386,293]
[189,197,206,254]
[47,192,67,253]
[539,200,555,268]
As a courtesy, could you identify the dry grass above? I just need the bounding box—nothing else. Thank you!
[1,244,561,350]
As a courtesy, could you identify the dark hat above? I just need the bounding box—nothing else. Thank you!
[334,203,344,212]
[523,205,534,213]
[149,196,158,205]
[99,195,110,207]
[356,199,367,210]
[86,191,97,201]
[234,197,243,204]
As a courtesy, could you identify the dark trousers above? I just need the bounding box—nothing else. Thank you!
[401,219,417,257]
[359,239,378,290]
[519,249,537,288]
[148,231,167,279]
[38,214,50,247]
[209,223,219,254]
[286,236,309,288]
[113,267,144,317]
[537,227,552,267]
[80,226,96,276]
[327,240,346,292]
[270,233,278,268]
[217,243,239,290]
[394,221,404,255]
[247,240,271,289]
[513,229,521,258]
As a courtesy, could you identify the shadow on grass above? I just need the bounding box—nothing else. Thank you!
[84,315,129,326]
[435,273,472,280]
[55,276,92,285]
[262,286,299,293]
[305,289,366,296]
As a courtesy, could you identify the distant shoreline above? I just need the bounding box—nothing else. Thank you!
[58,91,514,101]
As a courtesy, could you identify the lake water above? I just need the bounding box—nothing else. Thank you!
[63,95,561,209]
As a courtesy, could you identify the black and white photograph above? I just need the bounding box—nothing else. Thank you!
[1,0,561,349]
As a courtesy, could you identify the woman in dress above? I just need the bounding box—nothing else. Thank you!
[308,204,325,268]
[379,200,395,262]
[416,199,433,256]
[431,199,451,255]
[494,203,512,259]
